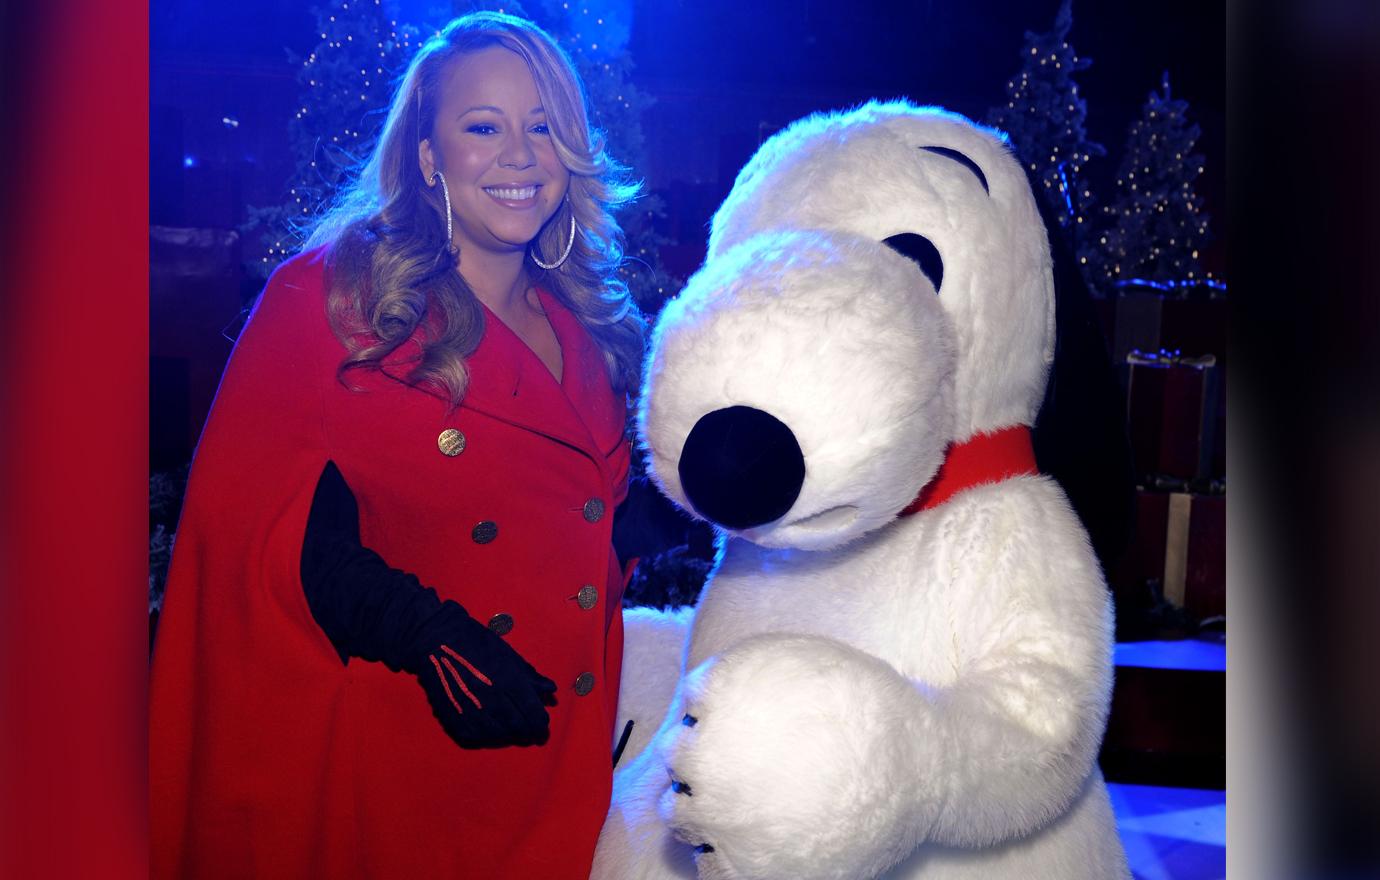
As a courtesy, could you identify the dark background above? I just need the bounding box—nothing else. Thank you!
[149,0,1225,260]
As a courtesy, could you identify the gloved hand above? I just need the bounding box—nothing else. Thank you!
[301,460,557,747]
[399,597,557,747]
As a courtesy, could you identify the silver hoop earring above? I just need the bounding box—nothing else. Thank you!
[530,210,577,271]
[431,171,456,254]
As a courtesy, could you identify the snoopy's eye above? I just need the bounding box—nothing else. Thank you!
[883,233,943,294]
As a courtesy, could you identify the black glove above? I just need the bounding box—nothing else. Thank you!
[301,460,557,747]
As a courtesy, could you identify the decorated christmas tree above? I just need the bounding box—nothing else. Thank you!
[1081,72,1220,292]
[245,0,680,315]
[244,0,424,280]
[985,0,1104,257]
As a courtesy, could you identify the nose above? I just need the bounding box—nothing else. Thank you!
[677,406,805,530]
[499,130,536,169]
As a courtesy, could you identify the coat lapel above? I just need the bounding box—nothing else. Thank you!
[538,288,627,456]
[459,289,623,462]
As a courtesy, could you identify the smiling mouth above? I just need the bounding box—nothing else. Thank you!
[781,504,860,532]
[484,185,539,201]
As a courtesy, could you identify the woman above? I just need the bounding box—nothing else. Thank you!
[150,13,643,878]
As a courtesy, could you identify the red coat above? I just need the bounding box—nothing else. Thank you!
[150,247,631,879]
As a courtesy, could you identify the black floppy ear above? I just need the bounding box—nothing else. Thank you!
[883,233,944,294]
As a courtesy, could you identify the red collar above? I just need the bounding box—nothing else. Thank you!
[899,425,1039,516]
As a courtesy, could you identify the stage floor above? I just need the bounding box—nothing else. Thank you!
[1110,782,1225,880]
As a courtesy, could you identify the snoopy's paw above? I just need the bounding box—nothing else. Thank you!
[656,634,938,880]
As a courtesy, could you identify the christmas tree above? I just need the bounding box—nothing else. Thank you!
[985,0,1104,258]
[244,0,424,280]
[244,0,679,315]
[1081,71,1219,292]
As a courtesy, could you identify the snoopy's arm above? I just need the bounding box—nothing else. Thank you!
[634,492,1114,879]
[924,487,1115,846]
[615,605,695,766]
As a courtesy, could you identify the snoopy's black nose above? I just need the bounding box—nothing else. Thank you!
[678,406,805,530]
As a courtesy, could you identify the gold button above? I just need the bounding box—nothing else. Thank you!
[576,584,598,610]
[471,521,498,544]
[573,672,595,696]
[487,613,514,635]
[437,428,466,456]
[582,498,605,523]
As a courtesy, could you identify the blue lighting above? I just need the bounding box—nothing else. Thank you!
[557,0,632,62]
[1115,639,1225,672]
[183,155,197,168]
[1053,161,1075,221]
[1115,277,1227,292]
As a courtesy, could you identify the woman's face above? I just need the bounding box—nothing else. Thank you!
[420,45,571,258]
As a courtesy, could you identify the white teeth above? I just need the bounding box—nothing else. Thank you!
[485,186,537,201]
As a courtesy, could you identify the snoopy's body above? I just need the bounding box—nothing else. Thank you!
[601,478,1125,879]
[594,102,1130,879]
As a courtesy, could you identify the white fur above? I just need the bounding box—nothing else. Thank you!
[708,102,1055,442]
[639,229,955,551]
[617,606,696,765]
[598,101,1127,880]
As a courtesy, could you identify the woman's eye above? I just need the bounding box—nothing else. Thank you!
[466,123,498,135]
[531,122,550,135]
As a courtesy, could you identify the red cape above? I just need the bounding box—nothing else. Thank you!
[150,248,631,878]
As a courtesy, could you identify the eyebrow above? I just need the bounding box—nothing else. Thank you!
[920,146,989,195]
[458,105,546,118]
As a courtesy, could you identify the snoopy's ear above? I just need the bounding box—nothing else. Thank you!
[883,233,944,294]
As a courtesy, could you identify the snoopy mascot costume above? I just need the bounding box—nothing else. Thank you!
[593,101,1130,880]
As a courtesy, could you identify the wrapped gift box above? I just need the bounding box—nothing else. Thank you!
[1125,350,1224,482]
[1112,489,1225,623]
[1163,492,1226,621]
[1113,288,1227,363]
[1101,641,1225,788]
[1112,489,1170,594]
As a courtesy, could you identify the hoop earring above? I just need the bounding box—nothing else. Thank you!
[431,171,456,255]
[530,208,577,271]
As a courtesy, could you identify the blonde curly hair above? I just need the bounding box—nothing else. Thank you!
[305,11,644,407]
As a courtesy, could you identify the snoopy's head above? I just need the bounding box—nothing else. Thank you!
[639,101,1054,551]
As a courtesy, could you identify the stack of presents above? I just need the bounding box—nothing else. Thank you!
[1103,286,1226,629]
[1096,285,1226,788]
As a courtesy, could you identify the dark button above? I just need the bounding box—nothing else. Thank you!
[437,428,466,457]
[487,613,514,635]
[573,672,595,696]
[471,521,498,544]
[582,498,606,523]
[576,584,599,610]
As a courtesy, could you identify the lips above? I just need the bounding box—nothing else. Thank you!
[484,185,539,201]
